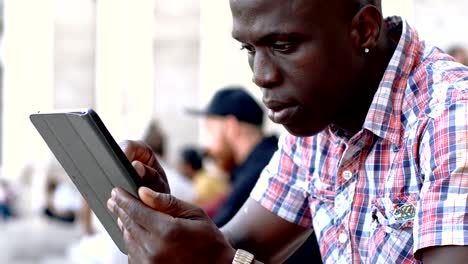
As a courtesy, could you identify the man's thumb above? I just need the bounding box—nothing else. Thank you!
[138,187,204,219]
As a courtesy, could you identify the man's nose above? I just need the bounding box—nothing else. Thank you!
[252,51,281,89]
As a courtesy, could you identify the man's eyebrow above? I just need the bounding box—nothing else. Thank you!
[233,32,304,44]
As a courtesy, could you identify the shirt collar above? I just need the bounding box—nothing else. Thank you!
[362,16,423,145]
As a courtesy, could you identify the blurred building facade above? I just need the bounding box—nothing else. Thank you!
[1,0,467,181]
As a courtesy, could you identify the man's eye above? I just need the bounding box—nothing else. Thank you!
[240,44,255,54]
[272,43,295,53]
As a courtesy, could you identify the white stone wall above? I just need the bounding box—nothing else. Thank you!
[413,0,468,51]
[54,0,95,109]
[152,0,201,163]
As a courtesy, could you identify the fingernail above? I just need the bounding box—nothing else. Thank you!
[111,189,116,198]
[107,199,115,211]
[133,161,145,176]
[139,187,155,197]
[117,217,123,230]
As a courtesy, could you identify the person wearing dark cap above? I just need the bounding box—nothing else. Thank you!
[188,86,278,227]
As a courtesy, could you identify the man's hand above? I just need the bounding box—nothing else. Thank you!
[107,186,235,264]
[119,140,170,194]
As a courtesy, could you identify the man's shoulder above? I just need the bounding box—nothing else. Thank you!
[408,46,468,118]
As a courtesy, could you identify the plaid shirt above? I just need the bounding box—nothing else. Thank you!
[251,17,468,263]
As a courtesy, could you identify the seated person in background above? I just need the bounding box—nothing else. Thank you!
[188,87,278,227]
[141,120,195,203]
[0,179,15,220]
[448,45,468,65]
[43,178,81,223]
[177,147,230,217]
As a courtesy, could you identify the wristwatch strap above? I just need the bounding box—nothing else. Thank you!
[232,249,254,264]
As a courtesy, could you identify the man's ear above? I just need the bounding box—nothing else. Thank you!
[349,4,383,53]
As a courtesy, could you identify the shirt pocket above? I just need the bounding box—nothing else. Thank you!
[367,193,420,263]
[371,193,419,230]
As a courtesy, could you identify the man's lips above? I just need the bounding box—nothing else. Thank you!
[263,100,299,124]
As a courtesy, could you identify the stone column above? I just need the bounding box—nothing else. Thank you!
[2,0,55,180]
[95,0,154,141]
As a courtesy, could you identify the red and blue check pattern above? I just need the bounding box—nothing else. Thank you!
[251,17,468,263]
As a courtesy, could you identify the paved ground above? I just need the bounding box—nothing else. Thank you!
[0,216,82,264]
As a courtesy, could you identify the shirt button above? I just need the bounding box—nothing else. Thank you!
[342,170,353,181]
[339,232,348,244]
[385,226,394,234]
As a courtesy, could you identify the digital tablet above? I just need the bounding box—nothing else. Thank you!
[30,109,143,254]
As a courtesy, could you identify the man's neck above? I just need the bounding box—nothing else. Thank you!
[333,26,399,137]
[233,132,263,165]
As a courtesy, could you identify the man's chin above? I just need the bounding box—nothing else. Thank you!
[283,124,325,137]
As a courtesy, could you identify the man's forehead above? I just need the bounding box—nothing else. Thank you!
[230,0,378,19]
[230,0,314,16]
[230,0,323,41]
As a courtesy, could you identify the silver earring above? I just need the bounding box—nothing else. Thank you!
[364,48,370,54]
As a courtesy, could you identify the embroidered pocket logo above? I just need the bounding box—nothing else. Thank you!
[393,203,416,221]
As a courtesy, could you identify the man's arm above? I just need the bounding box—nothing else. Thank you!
[222,198,313,263]
[112,139,312,263]
[421,246,468,264]
[415,99,468,260]
[108,188,310,264]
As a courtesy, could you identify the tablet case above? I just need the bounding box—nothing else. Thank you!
[30,109,142,254]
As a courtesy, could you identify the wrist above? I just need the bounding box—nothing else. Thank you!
[221,246,237,264]
[232,249,256,264]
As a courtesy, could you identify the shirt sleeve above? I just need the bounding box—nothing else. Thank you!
[414,98,468,258]
[250,133,312,228]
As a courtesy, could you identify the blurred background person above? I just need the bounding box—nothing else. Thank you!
[188,86,278,227]
[177,146,230,217]
[0,178,15,221]
[141,120,195,203]
[448,45,468,65]
[43,177,81,224]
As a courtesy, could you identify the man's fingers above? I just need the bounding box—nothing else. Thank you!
[110,188,172,233]
[139,187,205,219]
[119,140,155,165]
[116,205,148,238]
[131,161,170,193]
[123,226,149,261]
[132,161,146,177]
